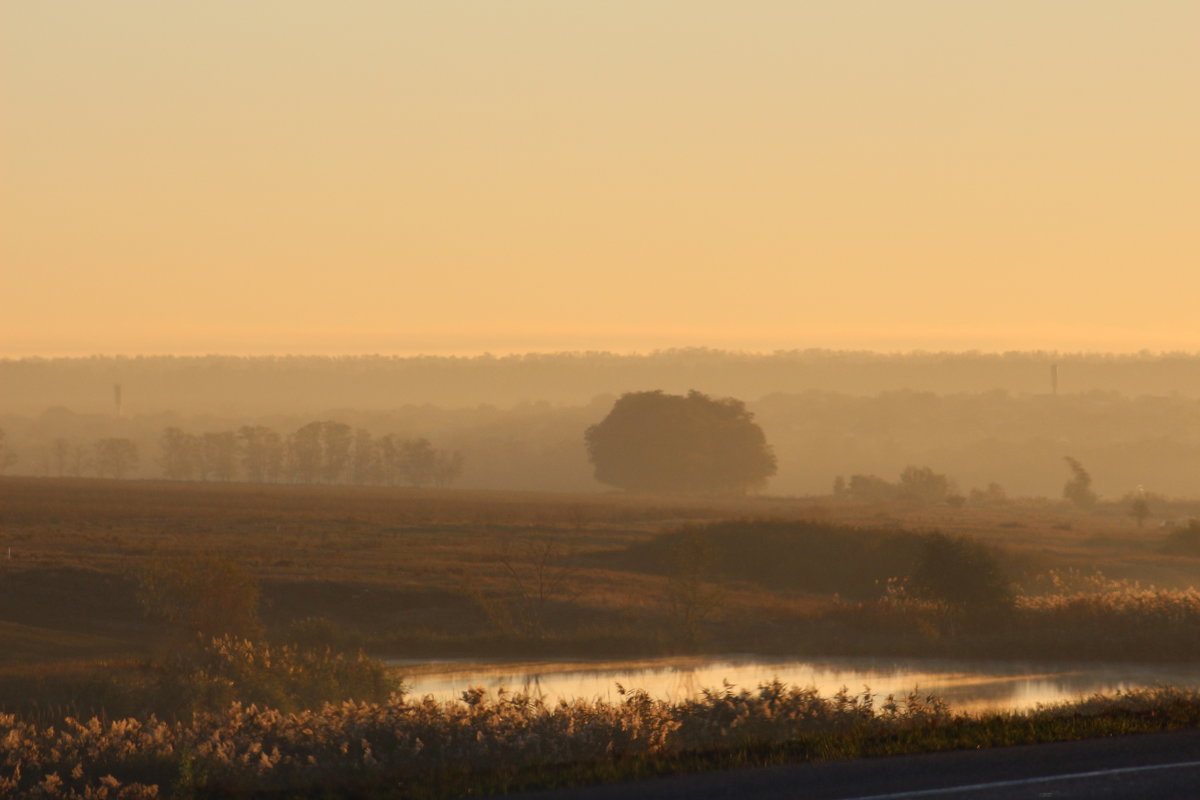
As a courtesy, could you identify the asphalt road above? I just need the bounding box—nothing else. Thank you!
[501,729,1200,799]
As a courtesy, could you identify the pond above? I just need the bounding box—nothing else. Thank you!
[391,655,1200,713]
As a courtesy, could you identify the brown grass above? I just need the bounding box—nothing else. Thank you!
[4,476,1200,668]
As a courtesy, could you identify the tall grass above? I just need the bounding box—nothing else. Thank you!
[816,569,1200,660]
[3,682,1200,799]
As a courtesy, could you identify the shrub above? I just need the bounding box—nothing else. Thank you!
[136,551,262,639]
[909,533,1014,617]
[847,474,897,502]
[968,482,1009,507]
[155,635,395,714]
[898,466,955,504]
[1163,522,1200,556]
[1063,456,1098,508]
[607,520,927,599]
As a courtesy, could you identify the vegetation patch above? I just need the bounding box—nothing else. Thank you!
[3,683,1200,799]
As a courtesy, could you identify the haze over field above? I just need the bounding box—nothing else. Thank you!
[4,2,1199,357]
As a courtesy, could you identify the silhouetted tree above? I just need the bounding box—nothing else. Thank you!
[136,551,261,639]
[376,433,403,486]
[66,441,90,477]
[1063,456,1098,508]
[898,465,955,504]
[319,422,353,483]
[399,438,437,487]
[910,533,1014,618]
[847,474,897,502]
[0,429,17,475]
[95,437,139,479]
[969,482,1009,506]
[159,427,200,480]
[432,449,464,487]
[287,421,353,484]
[1130,496,1151,527]
[584,390,776,493]
[351,429,381,485]
[239,425,284,483]
[201,431,238,481]
[50,437,69,478]
[664,530,725,649]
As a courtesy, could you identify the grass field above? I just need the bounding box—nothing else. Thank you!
[4,475,1200,668]
[7,476,1200,796]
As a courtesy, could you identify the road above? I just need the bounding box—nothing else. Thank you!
[501,729,1200,799]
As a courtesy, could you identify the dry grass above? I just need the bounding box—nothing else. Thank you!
[9,478,1200,796]
[4,476,1200,668]
[4,679,1200,799]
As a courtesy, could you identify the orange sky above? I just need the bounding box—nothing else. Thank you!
[3,1,1198,356]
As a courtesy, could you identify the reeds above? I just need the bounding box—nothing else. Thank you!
[3,681,1199,799]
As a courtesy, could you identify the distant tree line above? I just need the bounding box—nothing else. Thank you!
[8,385,1200,495]
[158,421,463,487]
[17,350,1200,415]
[833,466,961,505]
[0,428,16,475]
[0,422,462,488]
[6,430,141,480]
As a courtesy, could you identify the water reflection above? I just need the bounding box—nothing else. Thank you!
[394,655,1200,713]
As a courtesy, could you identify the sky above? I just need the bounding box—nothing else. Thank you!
[3,1,1199,357]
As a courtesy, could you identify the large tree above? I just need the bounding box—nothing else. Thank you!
[585,390,776,493]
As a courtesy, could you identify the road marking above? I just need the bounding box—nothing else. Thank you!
[842,759,1200,799]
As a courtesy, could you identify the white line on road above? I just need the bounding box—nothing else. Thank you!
[842,758,1200,799]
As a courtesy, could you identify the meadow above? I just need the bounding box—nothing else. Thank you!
[6,476,1200,795]
[4,475,1200,667]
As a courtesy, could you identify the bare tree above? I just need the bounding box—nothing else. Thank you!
[494,535,578,639]
[664,531,725,649]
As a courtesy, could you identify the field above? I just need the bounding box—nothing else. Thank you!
[4,475,1200,668]
[7,477,1200,796]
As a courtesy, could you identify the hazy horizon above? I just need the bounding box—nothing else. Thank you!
[8,342,1200,360]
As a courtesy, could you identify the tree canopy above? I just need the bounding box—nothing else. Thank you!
[584,390,776,493]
